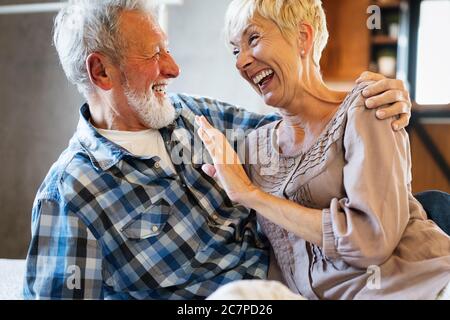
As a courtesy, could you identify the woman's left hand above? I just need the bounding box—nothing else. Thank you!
[195,116,259,206]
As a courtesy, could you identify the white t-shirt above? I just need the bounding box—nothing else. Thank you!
[95,127,176,173]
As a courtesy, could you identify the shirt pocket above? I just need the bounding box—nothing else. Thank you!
[115,200,203,290]
[120,203,170,240]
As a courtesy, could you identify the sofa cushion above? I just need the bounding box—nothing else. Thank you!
[0,259,25,300]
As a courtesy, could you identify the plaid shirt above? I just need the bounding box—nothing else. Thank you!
[24,93,279,300]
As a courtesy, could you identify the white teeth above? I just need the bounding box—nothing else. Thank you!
[153,83,167,93]
[252,69,274,85]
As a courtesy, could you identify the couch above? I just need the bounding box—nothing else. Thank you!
[0,259,25,300]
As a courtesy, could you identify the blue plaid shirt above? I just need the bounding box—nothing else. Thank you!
[24,93,279,300]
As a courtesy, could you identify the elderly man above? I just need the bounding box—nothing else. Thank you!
[24,0,415,299]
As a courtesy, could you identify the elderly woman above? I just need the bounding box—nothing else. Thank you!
[197,0,450,300]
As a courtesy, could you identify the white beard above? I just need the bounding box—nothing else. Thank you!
[123,82,176,130]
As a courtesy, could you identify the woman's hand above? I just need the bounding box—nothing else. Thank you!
[195,116,259,206]
[356,71,412,131]
[195,116,326,246]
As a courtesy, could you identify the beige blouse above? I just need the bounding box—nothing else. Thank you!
[246,82,450,300]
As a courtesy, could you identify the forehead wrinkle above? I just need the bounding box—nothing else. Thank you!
[119,11,165,46]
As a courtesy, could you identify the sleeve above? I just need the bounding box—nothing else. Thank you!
[171,93,280,132]
[23,198,104,300]
[322,105,411,269]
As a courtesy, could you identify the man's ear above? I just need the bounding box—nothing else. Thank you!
[297,23,314,57]
[86,53,114,91]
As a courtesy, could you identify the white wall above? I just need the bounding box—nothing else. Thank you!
[167,0,275,114]
[0,11,82,258]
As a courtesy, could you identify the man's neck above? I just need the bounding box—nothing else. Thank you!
[88,98,148,131]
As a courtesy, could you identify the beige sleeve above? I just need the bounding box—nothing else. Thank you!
[322,105,411,269]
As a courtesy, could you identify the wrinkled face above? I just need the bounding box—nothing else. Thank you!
[230,15,302,108]
[118,11,180,129]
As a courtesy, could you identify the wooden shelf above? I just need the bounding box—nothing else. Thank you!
[320,0,372,81]
[372,35,398,45]
[374,1,401,9]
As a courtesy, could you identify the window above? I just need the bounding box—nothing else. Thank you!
[415,0,450,105]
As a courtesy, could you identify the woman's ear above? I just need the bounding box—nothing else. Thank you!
[297,23,314,58]
[86,53,114,91]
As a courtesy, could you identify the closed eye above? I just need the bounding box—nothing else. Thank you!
[248,33,260,46]
[152,48,161,60]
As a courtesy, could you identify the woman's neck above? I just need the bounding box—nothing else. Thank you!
[277,68,347,155]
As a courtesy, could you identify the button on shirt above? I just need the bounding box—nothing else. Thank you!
[23,93,279,300]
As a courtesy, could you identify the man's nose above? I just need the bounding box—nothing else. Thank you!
[160,52,180,78]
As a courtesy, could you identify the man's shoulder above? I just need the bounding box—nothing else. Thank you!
[35,139,97,203]
[169,92,280,131]
[169,92,240,114]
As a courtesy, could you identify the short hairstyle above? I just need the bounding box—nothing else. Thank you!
[224,0,329,67]
[53,0,157,97]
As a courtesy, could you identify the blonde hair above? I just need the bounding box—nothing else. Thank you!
[224,0,329,67]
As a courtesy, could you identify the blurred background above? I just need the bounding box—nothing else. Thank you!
[0,0,448,259]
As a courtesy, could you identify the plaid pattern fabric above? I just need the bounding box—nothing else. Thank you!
[24,93,280,300]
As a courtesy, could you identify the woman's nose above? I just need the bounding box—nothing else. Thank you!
[235,49,253,71]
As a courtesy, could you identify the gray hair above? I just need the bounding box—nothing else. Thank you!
[53,0,157,97]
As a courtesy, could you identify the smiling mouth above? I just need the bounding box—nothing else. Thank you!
[152,82,168,95]
[252,69,274,88]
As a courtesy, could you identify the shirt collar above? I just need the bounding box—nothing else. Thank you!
[75,101,183,172]
[75,104,124,171]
